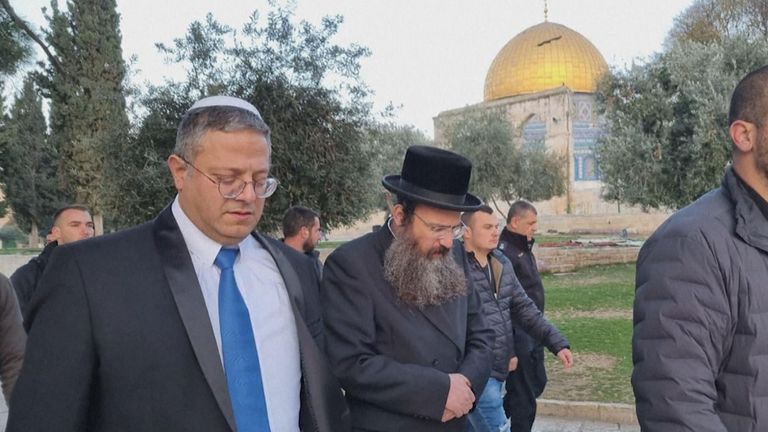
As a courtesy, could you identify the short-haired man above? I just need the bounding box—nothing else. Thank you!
[282,206,323,278]
[462,205,572,432]
[632,66,768,431]
[322,145,493,431]
[10,204,94,317]
[498,200,548,432]
[8,96,349,432]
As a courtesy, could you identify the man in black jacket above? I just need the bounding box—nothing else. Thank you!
[498,200,548,432]
[462,205,571,432]
[10,204,94,319]
[322,145,493,431]
[282,205,324,279]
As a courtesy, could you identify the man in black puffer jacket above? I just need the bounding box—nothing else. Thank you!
[462,205,572,432]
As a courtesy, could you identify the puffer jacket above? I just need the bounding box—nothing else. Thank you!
[633,167,768,431]
[466,249,569,380]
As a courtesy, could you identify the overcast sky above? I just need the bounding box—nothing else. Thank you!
[12,0,694,136]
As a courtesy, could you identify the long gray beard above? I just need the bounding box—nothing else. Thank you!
[383,234,467,309]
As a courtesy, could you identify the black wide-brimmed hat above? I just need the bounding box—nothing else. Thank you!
[382,145,482,211]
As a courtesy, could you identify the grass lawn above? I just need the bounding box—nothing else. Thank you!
[538,263,636,404]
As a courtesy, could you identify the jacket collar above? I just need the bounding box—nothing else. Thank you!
[501,227,534,251]
[725,167,768,253]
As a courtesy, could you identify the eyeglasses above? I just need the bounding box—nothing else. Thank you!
[179,155,279,199]
[412,212,466,239]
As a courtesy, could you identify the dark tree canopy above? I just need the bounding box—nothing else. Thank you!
[0,76,61,239]
[595,36,768,210]
[0,7,31,77]
[124,5,378,233]
[37,0,129,232]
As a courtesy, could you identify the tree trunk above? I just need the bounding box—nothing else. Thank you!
[93,212,104,236]
[28,222,39,248]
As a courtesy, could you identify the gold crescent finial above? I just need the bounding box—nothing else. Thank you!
[544,0,549,21]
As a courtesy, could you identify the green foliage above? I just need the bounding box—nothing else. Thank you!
[0,76,62,235]
[39,0,129,220]
[366,121,433,208]
[0,225,26,248]
[668,0,768,45]
[129,5,378,232]
[0,8,31,76]
[595,37,768,210]
[444,109,565,212]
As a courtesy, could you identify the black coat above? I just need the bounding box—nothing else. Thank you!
[498,230,544,312]
[633,168,768,431]
[7,205,349,432]
[10,241,57,320]
[321,226,493,432]
[466,250,568,380]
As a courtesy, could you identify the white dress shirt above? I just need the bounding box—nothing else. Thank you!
[172,197,301,431]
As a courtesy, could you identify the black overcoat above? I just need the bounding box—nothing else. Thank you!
[321,226,493,431]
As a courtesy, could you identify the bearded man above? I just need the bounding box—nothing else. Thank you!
[322,145,493,431]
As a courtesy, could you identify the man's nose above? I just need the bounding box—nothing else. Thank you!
[437,235,453,250]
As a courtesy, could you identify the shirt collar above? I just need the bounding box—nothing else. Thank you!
[172,196,244,266]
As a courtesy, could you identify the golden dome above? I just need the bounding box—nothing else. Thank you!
[484,22,608,101]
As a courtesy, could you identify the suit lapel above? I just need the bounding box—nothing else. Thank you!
[420,298,465,350]
[152,206,236,432]
[254,233,306,316]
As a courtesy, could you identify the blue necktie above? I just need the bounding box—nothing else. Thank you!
[215,248,271,432]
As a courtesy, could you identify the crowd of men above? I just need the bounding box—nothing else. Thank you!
[0,64,765,432]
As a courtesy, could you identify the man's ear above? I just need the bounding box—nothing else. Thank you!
[730,120,757,153]
[167,154,189,191]
[49,226,61,242]
[391,204,405,227]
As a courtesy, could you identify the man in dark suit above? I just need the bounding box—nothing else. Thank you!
[322,145,494,431]
[7,96,349,432]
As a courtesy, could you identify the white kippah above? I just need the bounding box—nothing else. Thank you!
[187,95,262,119]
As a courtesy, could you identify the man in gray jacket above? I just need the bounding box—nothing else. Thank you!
[461,206,571,432]
[633,65,768,431]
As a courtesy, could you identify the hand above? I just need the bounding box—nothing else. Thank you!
[508,356,518,372]
[557,348,574,369]
[445,373,474,419]
[441,408,458,422]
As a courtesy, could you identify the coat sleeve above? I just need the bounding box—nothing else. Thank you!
[456,250,494,395]
[321,249,451,421]
[0,274,25,404]
[632,230,731,432]
[6,247,96,432]
[503,258,569,354]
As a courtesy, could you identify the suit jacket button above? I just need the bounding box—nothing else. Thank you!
[432,359,439,366]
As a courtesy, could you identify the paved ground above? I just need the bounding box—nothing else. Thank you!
[534,416,640,432]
